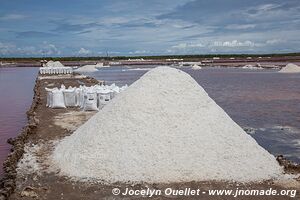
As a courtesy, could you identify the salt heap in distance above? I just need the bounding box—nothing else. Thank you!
[75,64,99,72]
[52,66,282,183]
[279,63,300,73]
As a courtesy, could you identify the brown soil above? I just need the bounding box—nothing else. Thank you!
[1,73,299,200]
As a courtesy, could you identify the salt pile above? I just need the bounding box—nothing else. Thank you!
[45,61,65,68]
[242,64,262,70]
[191,64,202,70]
[95,62,110,68]
[52,66,282,183]
[75,64,99,72]
[279,63,300,73]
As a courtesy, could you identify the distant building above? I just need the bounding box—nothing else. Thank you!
[128,58,144,61]
[166,58,184,61]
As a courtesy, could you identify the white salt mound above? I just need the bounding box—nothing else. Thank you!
[279,63,300,73]
[75,64,99,72]
[242,64,262,70]
[52,66,283,183]
[46,61,65,68]
[95,62,110,68]
[191,64,202,70]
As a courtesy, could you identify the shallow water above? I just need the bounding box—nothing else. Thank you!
[89,66,300,163]
[0,67,38,177]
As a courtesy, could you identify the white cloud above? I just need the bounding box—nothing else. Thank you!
[266,39,283,45]
[40,44,61,55]
[256,4,280,12]
[129,50,150,54]
[0,14,26,20]
[0,42,16,55]
[172,42,205,49]
[107,51,121,55]
[225,24,256,30]
[210,40,262,48]
[78,47,91,55]
[0,42,61,56]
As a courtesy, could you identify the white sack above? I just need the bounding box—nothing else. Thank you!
[63,89,77,107]
[83,92,98,111]
[51,90,66,108]
[45,87,54,107]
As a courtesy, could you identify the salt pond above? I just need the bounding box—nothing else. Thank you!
[0,67,38,177]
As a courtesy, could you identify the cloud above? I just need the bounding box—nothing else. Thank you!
[0,42,61,56]
[0,42,16,55]
[51,21,101,33]
[246,3,296,16]
[1,0,300,56]
[40,43,61,55]
[50,17,162,34]
[210,40,262,48]
[172,42,205,49]
[248,3,281,14]
[158,0,300,32]
[0,14,26,20]
[15,31,58,38]
[266,39,284,45]
[129,50,151,54]
[225,24,256,30]
[77,48,91,55]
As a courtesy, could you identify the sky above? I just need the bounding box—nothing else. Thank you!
[0,0,300,57]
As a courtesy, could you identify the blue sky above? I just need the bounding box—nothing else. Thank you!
[0,0,300,57]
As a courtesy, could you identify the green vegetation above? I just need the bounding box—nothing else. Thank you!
[1,52,300,62]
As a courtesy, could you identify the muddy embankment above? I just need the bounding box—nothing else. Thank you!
[0,73,299,200]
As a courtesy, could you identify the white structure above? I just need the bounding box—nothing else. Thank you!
[166,58,184,61]
[109,61,121,65]
[39,61,73,75]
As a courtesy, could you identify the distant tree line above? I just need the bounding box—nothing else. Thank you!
[1,52,300,62]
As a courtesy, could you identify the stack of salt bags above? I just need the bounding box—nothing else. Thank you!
[45,84,66,108]
[96,87,111,107]
[63,86,77,107]
[82,86,99,111]
[75,86,84,107]
[79,84,118,110]
[95,83,127,108]
[106,83,127,98]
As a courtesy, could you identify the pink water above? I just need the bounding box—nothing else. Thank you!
[0,67,38,177]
